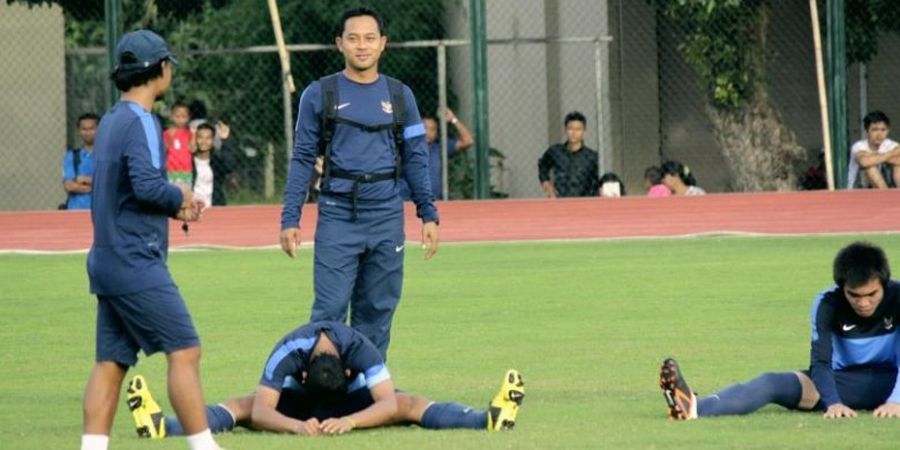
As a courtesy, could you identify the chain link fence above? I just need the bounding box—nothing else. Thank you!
[4,0,900,210]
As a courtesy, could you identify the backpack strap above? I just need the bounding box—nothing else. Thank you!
[318,73,340,192]
[71,148,82,176]
[385,76,406,183]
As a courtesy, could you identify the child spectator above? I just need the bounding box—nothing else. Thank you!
[164,102,193,184]
[660,160,706,195]
[644,166,671,197]
[192,121,235,207]
[598,172,626,197]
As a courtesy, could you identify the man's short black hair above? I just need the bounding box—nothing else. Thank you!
[110,60,166,92]
[863,110,890,131]
[77,113,100,127]
[833,241,891,288]
[336,6,385,38]
[195,122,215,135]
[564,111,586,127]
[305,353,347,404]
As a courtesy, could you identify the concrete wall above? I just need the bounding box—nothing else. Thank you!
[0,2,66,210]
[446,0,609,198]
[608,0,660,195]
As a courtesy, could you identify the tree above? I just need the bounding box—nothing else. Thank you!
[654,0,804,192]
[653,0,900,191]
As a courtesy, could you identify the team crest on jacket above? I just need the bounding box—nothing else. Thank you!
[381,100,393,114]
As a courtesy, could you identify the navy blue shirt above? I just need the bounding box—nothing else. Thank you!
[87,101,183,296]
[280,72,438,229]
[259,321,390,395]
[809,281,900,406]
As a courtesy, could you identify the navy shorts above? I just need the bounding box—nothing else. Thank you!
[275,388,374,421]
[95,284,200,366]
[804,366,898,410]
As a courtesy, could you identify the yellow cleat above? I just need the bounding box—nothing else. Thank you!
[487,369,525,431]
[126,375,166,438]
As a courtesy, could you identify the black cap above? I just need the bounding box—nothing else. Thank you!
[113,30,177,74]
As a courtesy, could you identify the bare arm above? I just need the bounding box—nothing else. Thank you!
[855,145,900,168]
[250,386,320,435]
[446,109,473,151]
[63,180,91,193]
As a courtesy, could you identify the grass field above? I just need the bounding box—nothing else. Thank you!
[3,235,900,449]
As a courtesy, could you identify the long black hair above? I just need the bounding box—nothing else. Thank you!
[660,160,697,186]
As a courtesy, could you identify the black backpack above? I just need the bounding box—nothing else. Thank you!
[317,73,407,193]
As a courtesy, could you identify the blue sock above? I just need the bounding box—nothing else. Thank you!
[697,372,802,417]
[164,404,236,436]
[420,402,487,429]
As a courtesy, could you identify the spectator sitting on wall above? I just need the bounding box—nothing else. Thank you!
[847,110,900,189]
[599,172,625,197]
[660,160,706,196]
[644,166,671,197]
[61,113,100,210]
[538,111,600,198]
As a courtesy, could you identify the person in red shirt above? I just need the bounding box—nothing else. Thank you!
[164,102,193,184]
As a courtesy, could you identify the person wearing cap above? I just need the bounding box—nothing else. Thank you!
[80,29,223,450]
[279,7,439,360]
[659,242,900,421]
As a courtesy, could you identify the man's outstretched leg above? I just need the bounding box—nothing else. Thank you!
[394,369,526,431]
[660,358,818,420]
[128,375,250,437]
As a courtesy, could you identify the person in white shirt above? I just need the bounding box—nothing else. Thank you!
[192,122,234,207]
[848,111,900,189]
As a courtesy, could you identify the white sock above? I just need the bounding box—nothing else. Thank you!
[80,434,109,450]
[186,428,219,450]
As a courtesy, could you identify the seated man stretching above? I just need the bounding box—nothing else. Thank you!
[660,241,900,420]
[126,320,525,437]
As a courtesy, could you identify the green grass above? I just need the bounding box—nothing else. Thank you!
[3,235,900,449]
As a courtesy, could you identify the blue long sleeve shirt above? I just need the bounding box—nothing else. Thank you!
[280,72,438,229]
[809,281,900,406]
[87,101,184,296]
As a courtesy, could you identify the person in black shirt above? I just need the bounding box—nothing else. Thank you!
[538,111,599,198]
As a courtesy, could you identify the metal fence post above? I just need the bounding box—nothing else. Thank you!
[437,42,449,201]
[827,0,848,188]
[470,0,490,199]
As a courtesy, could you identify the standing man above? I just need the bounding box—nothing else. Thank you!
[538,111,599,198]
[280,7,439,359]
[399,109,474,200]
[81,30,222,450]
[62,113,99,209]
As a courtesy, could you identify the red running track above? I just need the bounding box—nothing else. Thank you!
[1,190,898,253]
